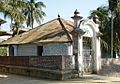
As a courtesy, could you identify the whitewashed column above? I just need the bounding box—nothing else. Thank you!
[92,32,101,73]
[78,36,83,72]
[91,15,101,73]
[96,37,101,71]
[71,10,85,76]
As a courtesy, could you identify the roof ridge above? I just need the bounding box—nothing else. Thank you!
[57,17,72,43]
[34,18,58,28]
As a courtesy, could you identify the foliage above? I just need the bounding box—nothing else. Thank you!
[109,0,117,11]
[22,0,46,29]
[0,0,46,35]
[0,47,7,56]
[89,0,120,53]
[0,0,25,23]
[89,6,111,51]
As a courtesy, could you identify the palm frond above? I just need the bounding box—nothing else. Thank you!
[35,2,46,9]
[100,39,108,51]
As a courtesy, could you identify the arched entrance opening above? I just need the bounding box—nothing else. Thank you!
[71,10,101,75]
[83,37,92,72]
[80,19,102,73]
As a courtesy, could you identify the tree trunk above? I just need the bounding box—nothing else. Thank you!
[31,12,34,29]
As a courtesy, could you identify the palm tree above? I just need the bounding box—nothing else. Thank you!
[109,0,117,12]
[23,0,46,29]
[109,0,118,58]
[90,1,120,57]
[0,0,25,22]
[0,0,46,35]
[0,0,26,36]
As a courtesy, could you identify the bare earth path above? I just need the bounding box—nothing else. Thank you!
[0,74,120,84]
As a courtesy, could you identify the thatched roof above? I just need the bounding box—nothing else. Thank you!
[19,28,29,33]
[0,30,12,36]
[12,27,29,37]
[0,18,74,45]
[0,18,6,25]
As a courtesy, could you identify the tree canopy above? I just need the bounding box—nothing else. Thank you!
[89,0,120,57]
[0,0,46,36]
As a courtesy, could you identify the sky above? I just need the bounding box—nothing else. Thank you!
[0,0,108,31]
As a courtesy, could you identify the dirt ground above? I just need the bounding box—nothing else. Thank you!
[0,74,120,84]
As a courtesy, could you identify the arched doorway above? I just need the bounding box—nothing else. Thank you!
[80,19,101,73]
[71,10,101,75]
[83,37,92,72]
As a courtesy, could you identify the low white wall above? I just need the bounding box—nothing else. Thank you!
[43,43,73,56]
[17,44,37,56]
[12,43,73,56]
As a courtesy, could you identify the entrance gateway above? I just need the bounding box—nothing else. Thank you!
[81,19,99,72]
[71,10,101,75]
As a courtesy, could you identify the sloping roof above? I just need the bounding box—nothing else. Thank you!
[12,27,30,37]
[0,18,74,45]
[0,30,12,36]
[19,28,29,32]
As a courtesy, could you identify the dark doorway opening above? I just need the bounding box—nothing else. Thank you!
[37,46,43,56]
[9,45,14,56]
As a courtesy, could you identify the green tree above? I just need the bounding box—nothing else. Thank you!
[0,0,46,36]
[109,0,117,12]
[89,6,111,51]
[23,0,46,29]
[89,0,120,57]
[0,47,7,56]
[0,0,26,36]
